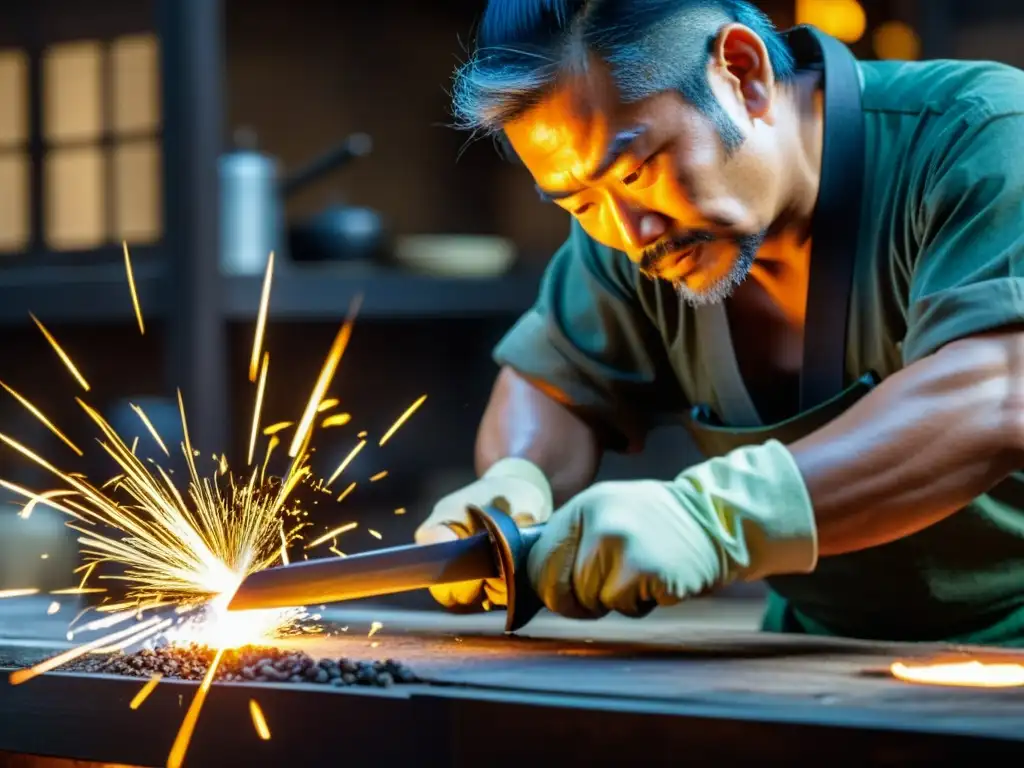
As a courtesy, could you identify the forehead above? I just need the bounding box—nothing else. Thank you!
[503,63,627,184]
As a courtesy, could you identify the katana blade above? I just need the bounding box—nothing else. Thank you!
[228,531,505,612]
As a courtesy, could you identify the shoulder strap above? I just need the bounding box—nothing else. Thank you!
[789,26,867,411]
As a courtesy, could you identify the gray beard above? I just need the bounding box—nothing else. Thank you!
[670,232,764,307]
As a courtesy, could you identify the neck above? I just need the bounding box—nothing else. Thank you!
[771,70,824,243]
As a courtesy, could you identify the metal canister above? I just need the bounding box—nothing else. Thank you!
[219,129,283,275]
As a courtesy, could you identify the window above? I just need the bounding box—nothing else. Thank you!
[42,33,161,252]
[0,50,29,252]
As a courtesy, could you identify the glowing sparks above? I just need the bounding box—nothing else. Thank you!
[129,673,163,710]
[327,440,366,487]
[248,352,270,465]
[0,379,82,456]
[10,616,163,685]
[369,471,388,482]
[329,546,346,557]
[30,313,90,392]
[368,621,383,638]
[123,241,145,335]
[262,421,292,436]
[288,295,362,458]
[367,529,382,540]
[890,660,1024,688]
[317,398,339,413]
[167,647,225,768]
[46,601,60,614]
[394,508,406,515]
[0,589,39,599]
[131,403,170,456]
[336,482,356,503]
[249,251,274,383]
[249,699,272,740]
[321,412,351,428]
[49,587,106,595]
[378,394,426,446]
[305,522,357,550]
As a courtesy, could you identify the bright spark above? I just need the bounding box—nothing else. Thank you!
[249,700,272,740]
[263,421,292,436]
[47,601,60,614]
[288,295,362,458]
[367,529,382,540]
[129,673,163,710]
[30,313,90,391]
[123,241,145,335]
[326,440,365,487]
[247,352,270,465]
[368,621,382,638]
[249,251,274,383]
[0,589,39,599]
[369,470,387,482]
[394,508,406,515]
[321,412,351,428]
[0,379,82,455]
[305,522,357,550]
[378,394,426,446]
[317,398,339,413]
[167,647,225,768]
[336,482,356,503]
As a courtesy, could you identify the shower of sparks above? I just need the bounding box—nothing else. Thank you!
[0,589,39,599]
[369,470,388,482]
[0,245,430,768]
[249,251,274,383]
[305,522,357,550]
[123,241,145,335]
[129,673,163,709]
[336,482,356,503]
[368,621,383,638]
[321,412,351,428]
[249,700,272,740]
[0,379,82,456]
[378,394,426,446]
[327,440,366,487]
[30,312,90,392]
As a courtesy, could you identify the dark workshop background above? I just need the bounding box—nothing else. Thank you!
[0,0,1011,607]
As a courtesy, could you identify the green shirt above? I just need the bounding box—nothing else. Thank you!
[494,57,1024,645]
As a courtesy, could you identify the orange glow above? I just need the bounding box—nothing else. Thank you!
[872,21,921,60]
[795,0,866,44]
[891,660,1024,688]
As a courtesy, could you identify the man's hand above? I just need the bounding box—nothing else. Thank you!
[527,440,818,619]
[415,457,553,609]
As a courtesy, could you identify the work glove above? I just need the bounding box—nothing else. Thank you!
[415,457,553,610]
[527,440,818,619]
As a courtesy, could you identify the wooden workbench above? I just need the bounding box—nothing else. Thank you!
[1,599,1023,766]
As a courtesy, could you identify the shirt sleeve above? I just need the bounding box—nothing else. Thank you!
[493,220,685,452]
[902,111,1024,365]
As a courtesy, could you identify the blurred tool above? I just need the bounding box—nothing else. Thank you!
[218,129,384,274]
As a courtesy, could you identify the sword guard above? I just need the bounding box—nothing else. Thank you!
[466,503,545,634]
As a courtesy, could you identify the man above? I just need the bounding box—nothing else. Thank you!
[415,0,1024,646]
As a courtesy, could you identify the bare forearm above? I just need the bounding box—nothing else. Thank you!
[790,332,1024,557]
[476,367,601,505]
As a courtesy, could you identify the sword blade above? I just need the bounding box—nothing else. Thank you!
[227,532,501,612]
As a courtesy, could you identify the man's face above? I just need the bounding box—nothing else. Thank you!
[502,29,786,305]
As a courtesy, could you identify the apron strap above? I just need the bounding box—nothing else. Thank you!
[791,27,867,411]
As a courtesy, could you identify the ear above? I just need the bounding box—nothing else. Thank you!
[711,23,776,124]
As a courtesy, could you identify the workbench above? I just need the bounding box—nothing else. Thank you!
[1,597,1022,766]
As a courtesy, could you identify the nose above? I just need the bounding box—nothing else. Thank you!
[606,196,666,255]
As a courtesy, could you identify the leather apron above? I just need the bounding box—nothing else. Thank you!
[683,27,871,634]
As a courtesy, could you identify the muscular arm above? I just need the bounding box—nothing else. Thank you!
[475,367,601,506]
[790,330,1024,557]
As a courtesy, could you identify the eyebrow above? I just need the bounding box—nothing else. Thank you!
[535,125,648,202]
